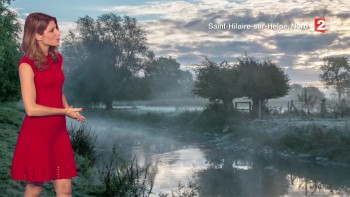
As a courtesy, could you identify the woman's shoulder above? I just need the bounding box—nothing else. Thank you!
[18,56,35,67]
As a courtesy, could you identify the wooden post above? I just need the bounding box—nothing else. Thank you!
[287,101,290,112]
[259,100,261,120]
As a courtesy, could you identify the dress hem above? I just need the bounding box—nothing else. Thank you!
[11,175,78,183]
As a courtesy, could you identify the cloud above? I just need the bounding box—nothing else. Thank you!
[272,34,338,54]
[134,0,350,76]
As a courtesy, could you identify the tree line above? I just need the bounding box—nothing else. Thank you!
[1,1,350,117]
[62,14,193,109]
[193,57,289,116]
[61,13,291,116]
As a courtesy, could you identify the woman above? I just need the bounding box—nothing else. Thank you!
[11,12,85,197]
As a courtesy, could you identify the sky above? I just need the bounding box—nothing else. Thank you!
[8,0,350,91]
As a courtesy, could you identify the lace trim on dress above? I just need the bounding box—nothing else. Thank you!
[11,165,74,182]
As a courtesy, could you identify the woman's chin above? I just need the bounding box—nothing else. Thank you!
[51,42,60,47]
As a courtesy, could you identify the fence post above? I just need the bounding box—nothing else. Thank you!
[259,100,262,120]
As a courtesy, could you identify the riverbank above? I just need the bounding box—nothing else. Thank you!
[209,118,350,166]
[83,108,350,166]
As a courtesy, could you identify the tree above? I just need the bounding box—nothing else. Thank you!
[237,56,290,117]
[0,0,21,102]
[144,57,193,99]
[286,84,303,101]
[193,56,289,115]
[297,86,325,115]
[62,14,153,109]
[319,56,350,104]
[193,59,241,111]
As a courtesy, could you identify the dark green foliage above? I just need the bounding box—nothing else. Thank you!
[195,102,228,130]
[0,103,26,196]
[193,56,290,119]
[68,124,97,167]
[237,56,290,117]
[319,56,350,103]
[0,0,22,102]
[144,57,194,99]
[274,123,350,163]
[62,14,153,109]
[96,146,153,197]
[193,59,240,111]
[193,101,246,131]
[297,86,325,115]
[0,103,24,126]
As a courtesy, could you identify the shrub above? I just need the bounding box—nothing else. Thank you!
[159,182,198,197]
[68,123,97,167]
[95,146,153,197]
[193,101,246,131]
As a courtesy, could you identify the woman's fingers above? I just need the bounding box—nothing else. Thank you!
[75,111,86,122]
[65,108,85,121]
[71,108,84,112]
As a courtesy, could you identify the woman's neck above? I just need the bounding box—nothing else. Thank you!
[38,42,49,56]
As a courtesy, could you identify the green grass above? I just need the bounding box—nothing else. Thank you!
[217,119,350,165]
[0,102,26,196]
[272,121,350,163]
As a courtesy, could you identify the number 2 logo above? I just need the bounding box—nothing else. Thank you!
[315,17,325,33]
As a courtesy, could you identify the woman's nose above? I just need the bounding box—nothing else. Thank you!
[56,29,60,36]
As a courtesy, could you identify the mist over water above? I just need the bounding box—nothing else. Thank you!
[68,111,207,194]
[67,107,350,196]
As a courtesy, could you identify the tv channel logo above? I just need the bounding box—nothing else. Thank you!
[314,17,325,33]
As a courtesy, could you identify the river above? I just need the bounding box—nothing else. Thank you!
[70,109,350,197]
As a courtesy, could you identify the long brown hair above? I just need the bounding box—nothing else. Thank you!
[22,12,60,70]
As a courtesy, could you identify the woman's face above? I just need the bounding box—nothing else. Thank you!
[36,20,60,47]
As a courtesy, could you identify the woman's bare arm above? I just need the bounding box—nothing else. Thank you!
[62,94,69,109]
[19,63,82,117]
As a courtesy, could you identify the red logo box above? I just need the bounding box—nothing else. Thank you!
[315,17,325,33]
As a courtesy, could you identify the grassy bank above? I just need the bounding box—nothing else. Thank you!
[215,118,350,165]
[0,102,26,196]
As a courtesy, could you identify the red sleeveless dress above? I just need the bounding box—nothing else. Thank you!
[11,54,78,182]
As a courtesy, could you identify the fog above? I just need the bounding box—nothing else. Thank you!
[66,105,350,196]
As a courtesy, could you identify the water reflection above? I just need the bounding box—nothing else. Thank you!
[200,150,350,197]
[152,149,208,193]
[74,114,350,196]
[198,151,289,197]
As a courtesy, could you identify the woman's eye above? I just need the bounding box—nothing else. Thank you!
[50,27,57,32]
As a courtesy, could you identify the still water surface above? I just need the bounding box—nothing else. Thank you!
[74,111,350,197]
